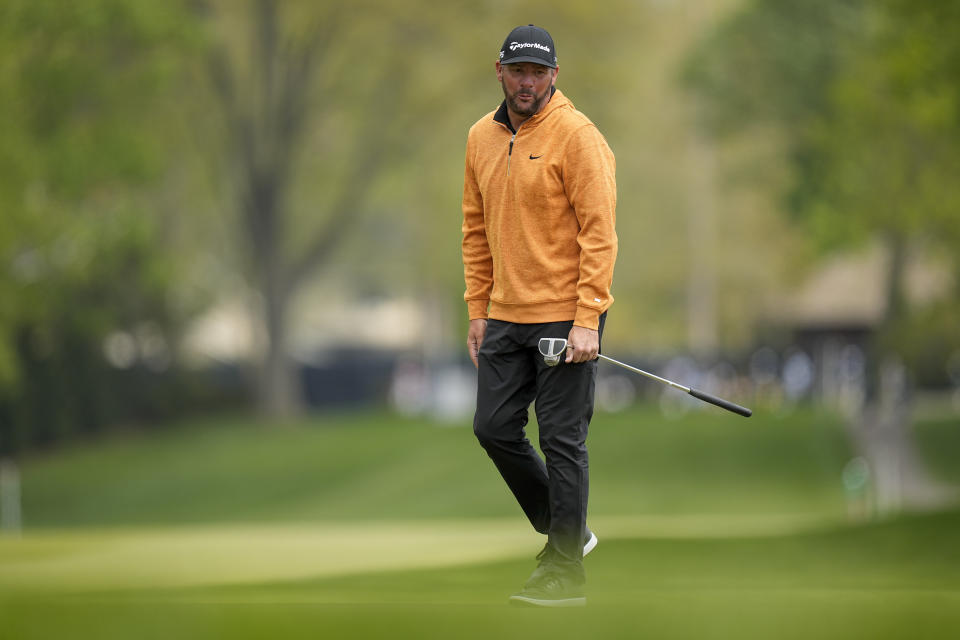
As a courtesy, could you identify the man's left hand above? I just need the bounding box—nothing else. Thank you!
[566,326,599,363]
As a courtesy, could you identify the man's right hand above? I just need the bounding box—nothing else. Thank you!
[467,319,487,368]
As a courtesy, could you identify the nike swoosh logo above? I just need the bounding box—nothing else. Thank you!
[529,154,543,160]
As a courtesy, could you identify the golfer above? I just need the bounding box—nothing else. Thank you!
[461,24,617,607]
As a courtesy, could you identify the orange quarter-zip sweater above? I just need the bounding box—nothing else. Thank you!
[462,89,617,330]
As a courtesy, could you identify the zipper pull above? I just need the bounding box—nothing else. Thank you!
[507,133,516,176]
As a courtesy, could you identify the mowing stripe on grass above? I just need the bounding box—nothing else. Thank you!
[0,513,834,593]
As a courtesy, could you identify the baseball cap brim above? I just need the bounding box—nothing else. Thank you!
[499,55,557,68]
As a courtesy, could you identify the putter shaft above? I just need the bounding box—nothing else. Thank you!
[597,354,690,393]
[560,344,752,418]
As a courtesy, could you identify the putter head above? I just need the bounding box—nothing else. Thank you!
[538,338,568,367]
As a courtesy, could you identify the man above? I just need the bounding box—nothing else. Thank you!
[461,24,618,607]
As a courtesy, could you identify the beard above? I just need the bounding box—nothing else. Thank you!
[501,79,551,117]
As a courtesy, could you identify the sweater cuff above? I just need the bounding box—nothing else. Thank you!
[574,305,600,330]
[467,299,490,320]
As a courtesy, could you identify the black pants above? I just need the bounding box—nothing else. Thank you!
[473,315,604,572]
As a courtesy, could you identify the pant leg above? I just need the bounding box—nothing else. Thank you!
[473,320,550,533]
[533,316,605,569]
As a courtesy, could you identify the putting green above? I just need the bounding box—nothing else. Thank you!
[0,514,832,592]
[2,511,959,640]
[2,408,956,637]
[2,512,959,640]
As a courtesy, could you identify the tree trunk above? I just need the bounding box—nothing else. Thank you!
[258,275,298,418]
[0,458,22,536]
[846,235,953,515]
[199,2,414,419]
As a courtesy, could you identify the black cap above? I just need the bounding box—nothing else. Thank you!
[499,24,557,68]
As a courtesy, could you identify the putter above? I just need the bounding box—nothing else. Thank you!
[538,338,752,418]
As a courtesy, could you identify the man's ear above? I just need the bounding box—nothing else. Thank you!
[495,61,503,82]
[551,66,559,86]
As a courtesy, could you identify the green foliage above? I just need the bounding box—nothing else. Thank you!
[683,0,960,381]
[683,0,868,247]
[684,0,960,255]
[0,0,194,196]
[0,0,207,453]
[808,1,960,252]
[683,0,866,136]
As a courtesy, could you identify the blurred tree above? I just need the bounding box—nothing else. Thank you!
[683,0,960,511]
[684,0,960,345]
[812,0,960,329]
[0,0,203,453]
[192,0,477,416]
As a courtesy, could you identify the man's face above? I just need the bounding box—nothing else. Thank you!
[496,61,558,118]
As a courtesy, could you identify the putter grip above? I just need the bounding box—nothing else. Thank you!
[688,388,753,418]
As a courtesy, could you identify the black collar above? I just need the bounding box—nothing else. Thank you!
[493,101,513,132]
[493,86,557,134]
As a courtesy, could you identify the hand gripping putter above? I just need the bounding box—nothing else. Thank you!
[538,338,752,418]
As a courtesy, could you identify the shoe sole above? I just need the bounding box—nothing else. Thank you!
[509,595,586,608]
[583,531,598,557]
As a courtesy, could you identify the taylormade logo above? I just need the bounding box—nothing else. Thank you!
[509,41,550,53]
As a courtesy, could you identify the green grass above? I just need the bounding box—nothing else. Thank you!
[1,405,958,639]
[2,512,959,639]
[17,406,852,527]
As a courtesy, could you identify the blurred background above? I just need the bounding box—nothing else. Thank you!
[0,0,959,635]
